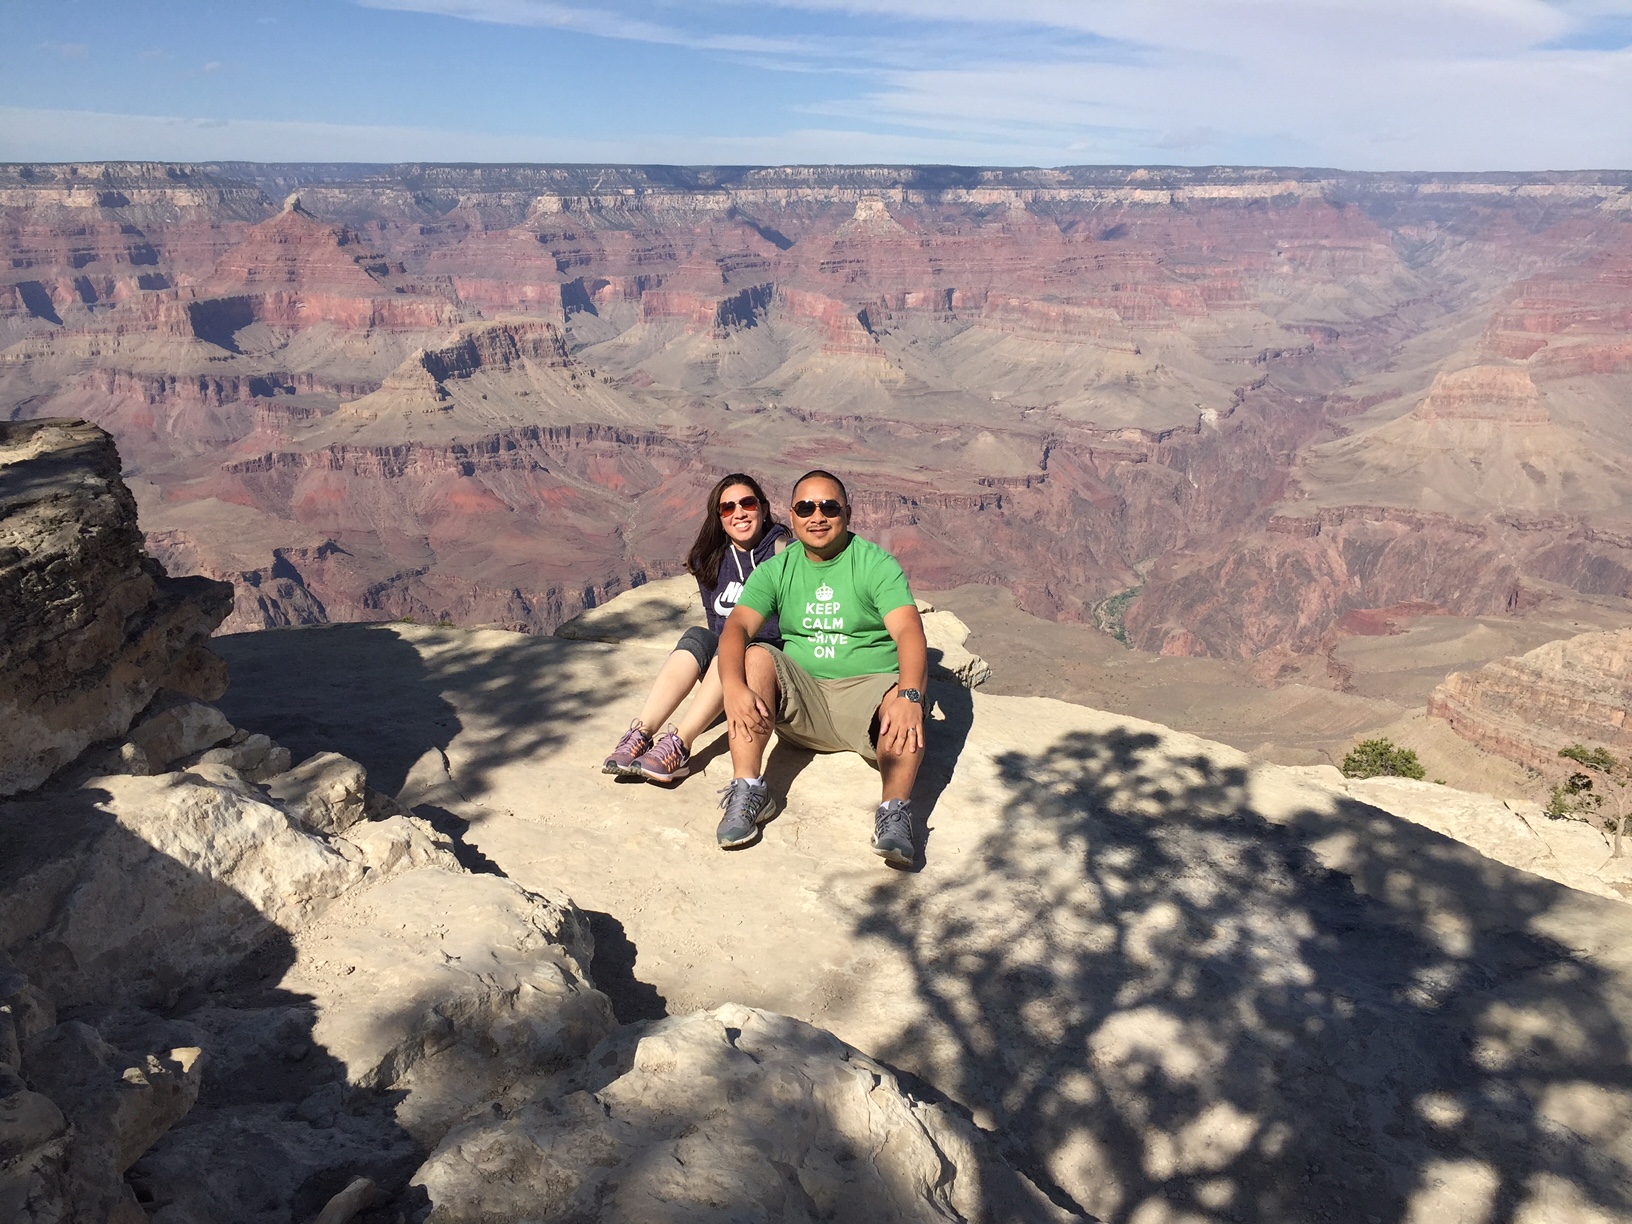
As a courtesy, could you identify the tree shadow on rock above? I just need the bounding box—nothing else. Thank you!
[858,725,1632,1224]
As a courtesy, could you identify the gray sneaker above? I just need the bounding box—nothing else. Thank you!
[717,779,777,849]
[872,799,915,867]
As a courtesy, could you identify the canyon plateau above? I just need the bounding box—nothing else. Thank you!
[4,160,1631,782]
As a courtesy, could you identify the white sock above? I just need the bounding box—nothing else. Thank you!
[740,776,764,788]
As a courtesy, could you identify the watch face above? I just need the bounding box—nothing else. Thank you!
[899,688,922,703]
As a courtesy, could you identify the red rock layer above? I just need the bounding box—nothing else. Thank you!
[1429,628,1632,771]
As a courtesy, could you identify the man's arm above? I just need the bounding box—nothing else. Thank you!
[719,604,774,739]
[876,604,929,756]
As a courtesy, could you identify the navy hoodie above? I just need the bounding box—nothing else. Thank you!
[698,522,788,640]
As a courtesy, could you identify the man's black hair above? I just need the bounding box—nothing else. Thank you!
[792,469,849,506]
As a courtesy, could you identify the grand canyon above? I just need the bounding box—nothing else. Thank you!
[7,160,1632,1222]
[5,160,1631,778]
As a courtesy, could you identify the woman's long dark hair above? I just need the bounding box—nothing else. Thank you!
[685,472,776,586]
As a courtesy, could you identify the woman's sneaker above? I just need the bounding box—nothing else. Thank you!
[635,726,691,783]
[602,720,652,775]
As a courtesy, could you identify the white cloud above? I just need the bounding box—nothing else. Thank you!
[0,105,1062,166]
[339,0,1632,167]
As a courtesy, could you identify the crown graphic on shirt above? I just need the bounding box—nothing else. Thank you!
[815,582,835,602]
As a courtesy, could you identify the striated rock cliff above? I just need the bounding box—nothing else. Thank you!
[0,419,233,796]
[4,161,1629,662]
[1429,627,1632,771]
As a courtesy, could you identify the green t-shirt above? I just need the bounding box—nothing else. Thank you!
[735,534,915,679]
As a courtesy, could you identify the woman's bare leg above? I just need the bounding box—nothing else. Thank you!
[635,650,703,733]
[675,658,725,748]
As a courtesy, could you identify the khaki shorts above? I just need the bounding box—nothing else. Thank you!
[755,644,900,762]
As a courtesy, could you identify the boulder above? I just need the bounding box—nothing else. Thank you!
[266,752,369,834]
[920,606,992,689]
[0,419,233,796]
[279,867,616,1145]
[122,701,235,775]
[412,1004,1070,1224]
[191,732,293,783]
[0,765,365,1009]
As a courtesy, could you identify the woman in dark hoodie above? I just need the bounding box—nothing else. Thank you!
[601,472,788,783]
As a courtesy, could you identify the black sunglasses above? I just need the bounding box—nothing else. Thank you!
[718,495,762,517]
[792,499,845,518]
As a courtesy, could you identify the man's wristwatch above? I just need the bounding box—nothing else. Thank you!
[896,687,923,704]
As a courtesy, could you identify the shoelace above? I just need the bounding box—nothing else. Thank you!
[875,801,912,844]
[647,734,685,769]
[615,724,650,755]
[718,779,763,820]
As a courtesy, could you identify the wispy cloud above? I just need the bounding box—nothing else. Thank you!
[40,41,89,58]
[357,0,812,56]
[0,104,1058,166]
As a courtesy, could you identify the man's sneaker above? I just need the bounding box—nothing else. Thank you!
[717,779,777,849]
[872,799,915,867]
[634,726,691,783]
[601,720,652,775]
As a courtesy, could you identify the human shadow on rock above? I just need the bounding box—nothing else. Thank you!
[582,909,669,1023]
[212,624,619,804]
[858,726,1632,1224]
[0,781,419,1223]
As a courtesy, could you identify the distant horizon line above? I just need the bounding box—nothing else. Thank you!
[6,160,1632,179]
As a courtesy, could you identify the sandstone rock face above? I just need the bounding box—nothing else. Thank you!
[413,1004,1068,1224]
[1429,627,1632,771]
[0,419,233,796]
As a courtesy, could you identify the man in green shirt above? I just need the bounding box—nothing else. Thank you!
[717,469,930,866]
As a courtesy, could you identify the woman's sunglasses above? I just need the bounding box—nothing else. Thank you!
[718,495,762,517]
[792,499,845,518]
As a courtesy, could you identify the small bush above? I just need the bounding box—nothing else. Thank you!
[1340,738,1427,781]
[1547,770,1603,821]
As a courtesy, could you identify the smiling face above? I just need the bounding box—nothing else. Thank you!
[790,474,850,560]
[718,481,767,547]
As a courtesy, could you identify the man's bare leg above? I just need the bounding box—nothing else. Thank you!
[728,645,778,779]
[877,735,924,803]
[872,693,925,866]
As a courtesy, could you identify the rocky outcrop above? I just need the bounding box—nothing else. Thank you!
[207,611,1632,1223]
[1429,627,1632,771]
[0,420,233,796]
[413,1004,1069,1223]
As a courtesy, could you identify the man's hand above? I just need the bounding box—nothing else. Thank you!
[876,687,926,756]
[725,678,774,741]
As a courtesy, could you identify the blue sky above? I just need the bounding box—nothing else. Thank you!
[2,0,1630,170]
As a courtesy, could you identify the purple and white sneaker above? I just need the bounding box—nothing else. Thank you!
[602,720,653,775]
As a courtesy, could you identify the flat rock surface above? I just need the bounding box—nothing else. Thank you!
[216,619,1632,1223]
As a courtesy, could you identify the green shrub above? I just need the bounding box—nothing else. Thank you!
[1340,738,1427,781]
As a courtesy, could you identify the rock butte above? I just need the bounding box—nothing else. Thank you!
[8,423,1632,1221]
